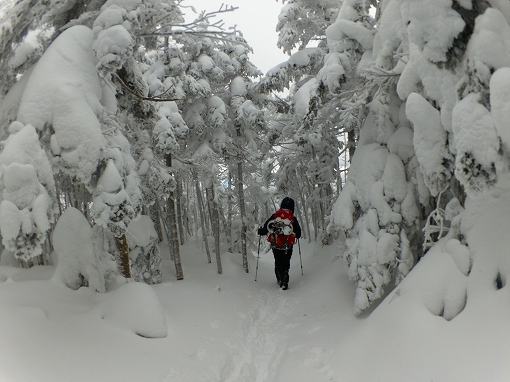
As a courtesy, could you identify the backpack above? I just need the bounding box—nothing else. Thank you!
[267,208,296,250]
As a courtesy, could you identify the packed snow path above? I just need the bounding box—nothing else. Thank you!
[220,288,300,382]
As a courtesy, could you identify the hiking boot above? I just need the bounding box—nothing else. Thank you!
[275,268,282,286]
[281,271,289,288]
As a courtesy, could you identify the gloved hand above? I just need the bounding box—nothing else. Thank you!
[257,227,263,235]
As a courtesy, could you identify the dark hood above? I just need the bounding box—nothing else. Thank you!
[280,197,295,212]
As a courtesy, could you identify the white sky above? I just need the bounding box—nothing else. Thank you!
[183,0,289,74]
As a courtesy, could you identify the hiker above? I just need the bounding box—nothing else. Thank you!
[257,197,301,290]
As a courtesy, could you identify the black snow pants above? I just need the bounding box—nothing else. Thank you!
[273,247,293,287]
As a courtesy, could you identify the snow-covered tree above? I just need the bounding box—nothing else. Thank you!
[329,0,510,315]
[259,0,375,244]
[276,0,340,55]
[0,122,57,266]
[126,215,162,284]
[399,0,510,321]
[0,0,270,282]
[0,1,173,279]
[327,0,436,314]
[52,207,117,293]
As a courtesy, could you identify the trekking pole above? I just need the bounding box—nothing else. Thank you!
[298,239,304,275]
[255,234,261,281]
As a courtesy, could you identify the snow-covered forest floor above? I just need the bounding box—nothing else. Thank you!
[0,238,356,382]
[1,221,510,382]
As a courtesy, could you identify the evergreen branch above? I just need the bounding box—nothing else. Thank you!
[138,30,238,38]
[137,30,249,48]
[112,73,187,103]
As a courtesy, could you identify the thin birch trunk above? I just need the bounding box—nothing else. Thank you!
[227,169,233,252]
[190,177,200,238]
[319,187,327,245]
[183,178,192,237]
[218,202,229,243]
[299,192,311,241]
[237,160,249,273]
[166,155,183,280]
[176,173,185,245]
[205,186,213,236]
[306,180,318,240]
[207,184,222,274]
[195,175,211,263]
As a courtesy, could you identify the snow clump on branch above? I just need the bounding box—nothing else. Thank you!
[0,122,56,261]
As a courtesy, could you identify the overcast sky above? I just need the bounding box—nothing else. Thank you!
[183,0,289,74]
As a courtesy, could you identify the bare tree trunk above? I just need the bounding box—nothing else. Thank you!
[166,155,183,280]
[195,175,211,263]
[20,254,44,268]
[227,168,233,252]
[161,215,173,261]
[348,128,356,162]
[309,187,318,241]
[176,172,186,245]
[183,177,192,237]
[190,178,200,237]
[299,192,312,242]
[237,160,249,273]
[303,174,316,239]
[319,187,328,245]
[150,199,164,242]
[205,184,213,234]
[115,234,132,279]
[218,202,229,244]
[207,184,222,274]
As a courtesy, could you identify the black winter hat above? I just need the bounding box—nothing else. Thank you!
[280,197,295,212]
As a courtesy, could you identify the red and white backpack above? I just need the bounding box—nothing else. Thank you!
[267,208,296,250]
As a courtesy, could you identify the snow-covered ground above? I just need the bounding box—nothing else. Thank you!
[0,224,509,381]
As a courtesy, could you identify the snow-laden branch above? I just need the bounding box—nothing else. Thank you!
[112,73,186,103]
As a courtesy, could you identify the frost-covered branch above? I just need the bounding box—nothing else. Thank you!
[137,31,249,48]
[423,186,450,251]
[156,5,239,29]
[112,73,186,103]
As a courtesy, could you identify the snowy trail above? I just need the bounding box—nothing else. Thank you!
[220,287,300,382]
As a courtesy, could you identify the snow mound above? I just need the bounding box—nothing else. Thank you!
[335,191,510,380]
[97,282,167,338]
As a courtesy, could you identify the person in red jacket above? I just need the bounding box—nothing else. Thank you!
[258,197,301,290]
